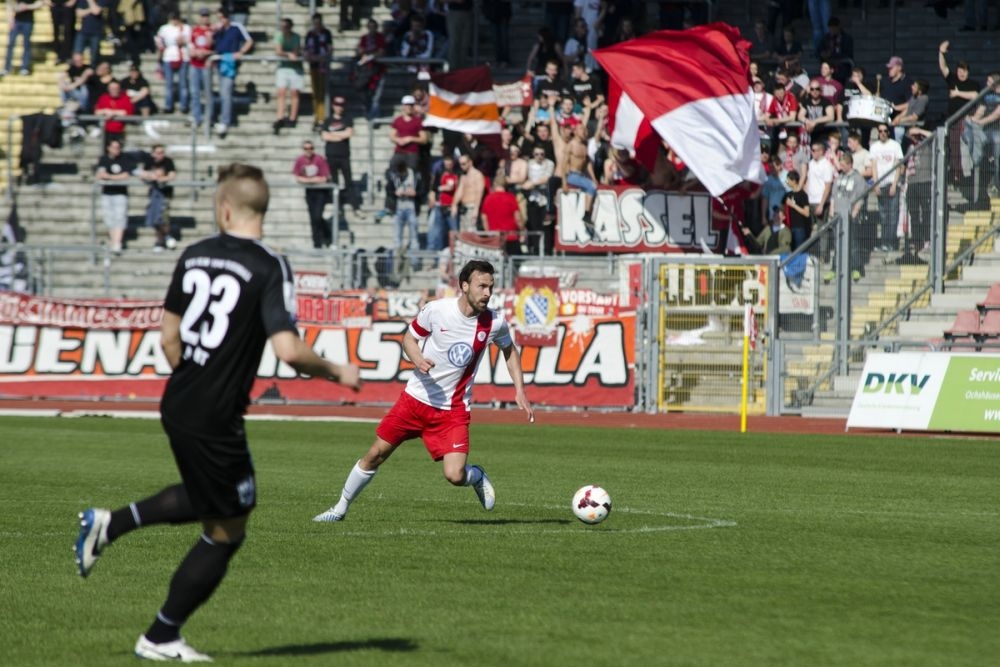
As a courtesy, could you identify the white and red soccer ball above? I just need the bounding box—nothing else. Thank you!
[572,485,612,525]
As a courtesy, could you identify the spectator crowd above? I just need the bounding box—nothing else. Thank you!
[6,1,999,283]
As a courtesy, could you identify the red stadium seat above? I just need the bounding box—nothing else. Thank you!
[980,310,1000,338]
[944,310,981,339]
[976,283,1000,312]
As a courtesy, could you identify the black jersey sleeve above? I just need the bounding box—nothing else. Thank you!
[163,250,190,315]
[260,253,298,337]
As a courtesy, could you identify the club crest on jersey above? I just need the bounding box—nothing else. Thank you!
[448,342,474,366]
[477,331,487,342]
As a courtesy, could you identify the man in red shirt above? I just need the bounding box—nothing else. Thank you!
[94,79,135,144]
[390,94,427,172]
[291,140,336,248]
[766,82,799,149]
[188,7,214,128]
[427,152,458,251]
[480,178,523,256]
[380,94,429,220]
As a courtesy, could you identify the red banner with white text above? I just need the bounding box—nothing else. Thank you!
[0,290,635,407]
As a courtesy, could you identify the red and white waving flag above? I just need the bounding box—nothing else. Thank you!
[743,303,758,350]
[424,65,502,136]
[594,23,765,197]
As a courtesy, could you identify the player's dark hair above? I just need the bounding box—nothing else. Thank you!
[218,163,269,216]
[459,260,495,285]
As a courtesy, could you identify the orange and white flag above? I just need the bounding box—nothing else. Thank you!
[425,65,502,137]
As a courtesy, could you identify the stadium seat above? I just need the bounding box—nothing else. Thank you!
[980,310,1000,338]
[943,310,981,340]
[976,283,1000,313]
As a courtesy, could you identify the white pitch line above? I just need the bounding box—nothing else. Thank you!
[315,499,737,536]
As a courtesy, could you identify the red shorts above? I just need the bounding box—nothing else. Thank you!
[376,391,471,461]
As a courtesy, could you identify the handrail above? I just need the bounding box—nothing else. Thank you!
[866,218,1000,341]
[75,113,209,204]
[201,53,448,139]
[10,236,550,297]
[87,178,343,255]
[200,52,447,201]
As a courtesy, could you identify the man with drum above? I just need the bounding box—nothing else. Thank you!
[844,66,888,149]
[882,56,911,122]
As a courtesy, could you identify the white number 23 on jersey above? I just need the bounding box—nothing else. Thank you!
[179,269,242,350]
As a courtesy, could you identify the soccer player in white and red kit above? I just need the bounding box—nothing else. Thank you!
[314,259,534,522]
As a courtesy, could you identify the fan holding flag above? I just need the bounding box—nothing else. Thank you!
[593,23,766,254]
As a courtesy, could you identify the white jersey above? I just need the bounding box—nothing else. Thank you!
[406,297,513,411]
[870,138,903,181]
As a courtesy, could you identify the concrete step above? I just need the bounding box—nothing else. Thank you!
[931,290,993,309]
[961,263,1000,282]
[897,319,951,338]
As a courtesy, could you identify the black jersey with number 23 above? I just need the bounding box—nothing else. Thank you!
[161,234,298,437]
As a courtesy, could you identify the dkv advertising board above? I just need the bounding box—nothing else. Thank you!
[847,351,1000,433]
[0,290,635,408]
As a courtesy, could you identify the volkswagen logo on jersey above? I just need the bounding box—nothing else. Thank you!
[448,342,474,366]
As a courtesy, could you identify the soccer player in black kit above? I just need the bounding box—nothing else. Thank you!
[74,163,362,662]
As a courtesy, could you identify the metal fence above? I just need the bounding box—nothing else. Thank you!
[776,83,1000,412]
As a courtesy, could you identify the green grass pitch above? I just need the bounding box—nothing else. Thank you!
[1,416,998,666]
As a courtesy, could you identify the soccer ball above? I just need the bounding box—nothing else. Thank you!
[572,485,612,525]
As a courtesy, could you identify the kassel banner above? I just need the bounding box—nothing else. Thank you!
[0,290,635,408]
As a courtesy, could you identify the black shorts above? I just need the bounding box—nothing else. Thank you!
[162,418,257,520]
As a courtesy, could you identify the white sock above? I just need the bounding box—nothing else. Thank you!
[333,461,376,513]
[463,465,482,486]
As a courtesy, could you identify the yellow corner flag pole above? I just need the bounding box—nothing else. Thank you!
[740,303,754,433]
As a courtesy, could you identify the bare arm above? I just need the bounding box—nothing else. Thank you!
[786,194,810,217]
[161,311,183,369]
[237,33,254,58]
[78,0,100,19]
[270,330,361,389]
[450,175,465,215]
[321,126,353,141]
[501,343,534,421]
[980,104,1000,126]
[938,41,950,79]
[402,328,433,373]
[818,180,832,212]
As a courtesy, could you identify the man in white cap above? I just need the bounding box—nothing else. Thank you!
[390,94,428,172]
[373,95,429,222]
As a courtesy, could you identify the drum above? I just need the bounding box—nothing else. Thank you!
[846,95,892,125]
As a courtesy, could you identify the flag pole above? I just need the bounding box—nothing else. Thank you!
[740,327,749,433]
[740,303,752,433]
